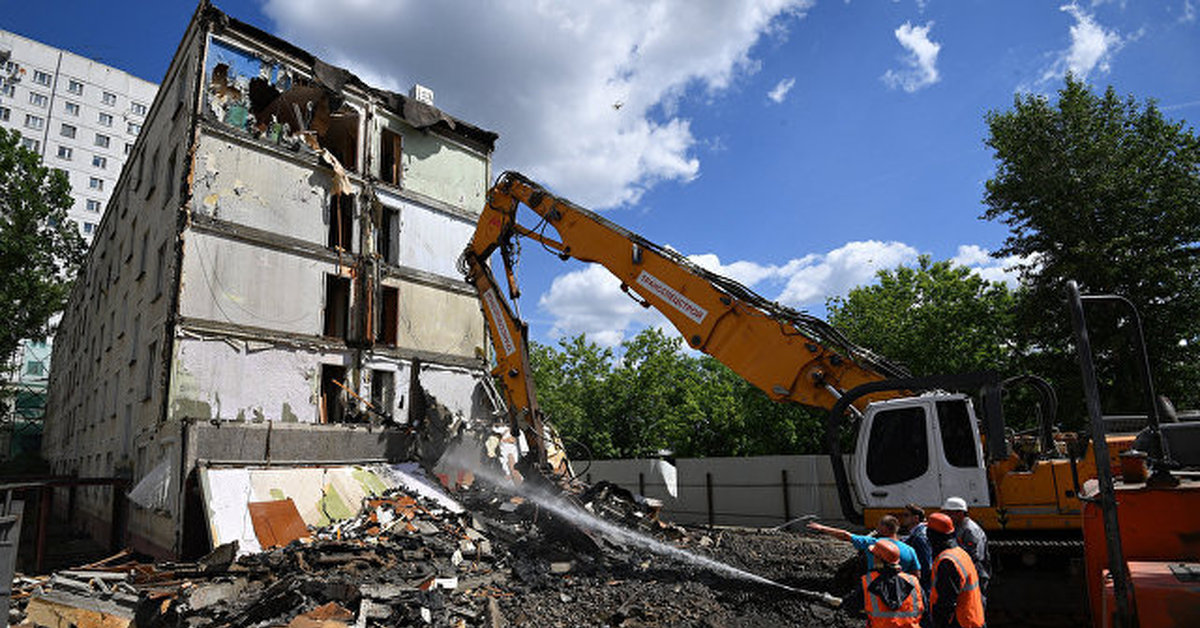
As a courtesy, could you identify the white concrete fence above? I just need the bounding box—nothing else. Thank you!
[581,454,856,529]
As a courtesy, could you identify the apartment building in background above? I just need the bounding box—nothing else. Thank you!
[0,29,159,458]
[0,28,158,241]
[43,2,500,557]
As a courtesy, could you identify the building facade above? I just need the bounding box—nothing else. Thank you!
[43,4,499,558]
[0,29,158,241]
[1,29,158,459]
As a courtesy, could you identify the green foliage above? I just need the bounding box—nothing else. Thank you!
[529,328,827,459]
[827,256,1018,377]
[983,76,1200,418]
[0,128,86,364]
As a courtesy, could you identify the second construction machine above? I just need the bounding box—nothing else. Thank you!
[460,171,1131,539]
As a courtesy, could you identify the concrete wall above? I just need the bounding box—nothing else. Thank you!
[191,133,337,247]
[178,230,333,336]
[583,455,858,529]
[374,115,489,214]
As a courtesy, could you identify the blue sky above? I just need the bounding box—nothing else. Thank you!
[5,1,1199,347]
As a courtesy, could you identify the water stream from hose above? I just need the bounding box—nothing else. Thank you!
[439,446,841,606]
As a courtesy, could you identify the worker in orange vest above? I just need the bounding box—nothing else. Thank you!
[861,539,925,627]
[926,513,985,628]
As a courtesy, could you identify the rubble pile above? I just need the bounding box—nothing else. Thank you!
[9,480,861,628]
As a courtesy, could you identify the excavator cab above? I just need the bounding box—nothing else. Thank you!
[854,393,989,511]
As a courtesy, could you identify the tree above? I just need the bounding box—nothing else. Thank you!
[983,76,1200,417]
[826,256,1018,378]
[529,328,835,459]
[0,128,86,365]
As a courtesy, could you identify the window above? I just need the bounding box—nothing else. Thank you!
[94,133,110,148]
[371,370,395,420]
[83,222,95,235]
[130,314,141,363]
[102,91,117,106]
[87,199,102,213]
[866,406,929,486]
[153,243,166,298]
[380,129,403,186]
[93,155,107,169]
[57,145,72,160]
[137,229,149,278]
[937,399,980,469]
[145,147,159,197]
[25,360,45,376]
[98,112,113,127]
[28,92,48,107]
[24,114,44,130]
[328,195,353,250]
[378,286,399,345]
[21,137,39,152]
[378,208,399,264]
[33,70,51,86]
[89,177,104,191]
[166,149,176,202]
[130,102,147,116]
[64,101,79,116]
[143,341,156,400]
[68,79,84,95]
[0,84,14,97]
[124,143,133,155]
[127,122,141,135]
[319,365,348,423]
[0,106,8,121]
[60,123,76,138]
[323,275,351,340]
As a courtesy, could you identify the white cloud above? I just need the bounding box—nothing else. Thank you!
[538,264,668,347]
[263,0,814,209]
[1182,0,1197,24]
[768,77,797,103]
[1039,3,1126,83]
[950,245,1028,288]
[882,21,941,93]
[538,241,919,345]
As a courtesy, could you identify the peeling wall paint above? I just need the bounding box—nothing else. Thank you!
[179,231,334,335]
[393,280,484,357]
[170,337,330,423]
[192,135,335,245]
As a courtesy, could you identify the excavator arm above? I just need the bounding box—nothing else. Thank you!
[461,171,908,469]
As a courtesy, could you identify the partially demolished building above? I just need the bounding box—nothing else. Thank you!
[43,3,500,558]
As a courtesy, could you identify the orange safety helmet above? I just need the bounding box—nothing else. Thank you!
[870,539,901,565]
[928,512,955,534]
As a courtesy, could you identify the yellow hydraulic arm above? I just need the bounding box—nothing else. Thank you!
[461,171,908,468]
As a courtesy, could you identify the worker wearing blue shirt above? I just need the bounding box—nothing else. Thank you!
[808,515,921,576]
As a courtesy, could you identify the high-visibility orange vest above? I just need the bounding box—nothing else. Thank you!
[860,570,925,627]
[930,546,985,628]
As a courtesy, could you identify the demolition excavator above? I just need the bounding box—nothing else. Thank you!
[459,171,1128,535]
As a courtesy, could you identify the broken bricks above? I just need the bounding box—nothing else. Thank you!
[9,477,858,628]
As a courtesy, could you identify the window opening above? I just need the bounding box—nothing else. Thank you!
[371,370,395,420]
[319,364,347,424]
[378,286,398,346]
[328,194,353,250]
[380,128,402,186]
[323,274,351,339]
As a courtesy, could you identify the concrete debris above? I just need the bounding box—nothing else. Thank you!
[8,477,861,628]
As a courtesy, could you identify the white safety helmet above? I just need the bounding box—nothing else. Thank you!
[941,496,968,512]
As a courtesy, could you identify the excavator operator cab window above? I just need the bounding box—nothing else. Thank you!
[866,406,929,485]
[937,399,979,468]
